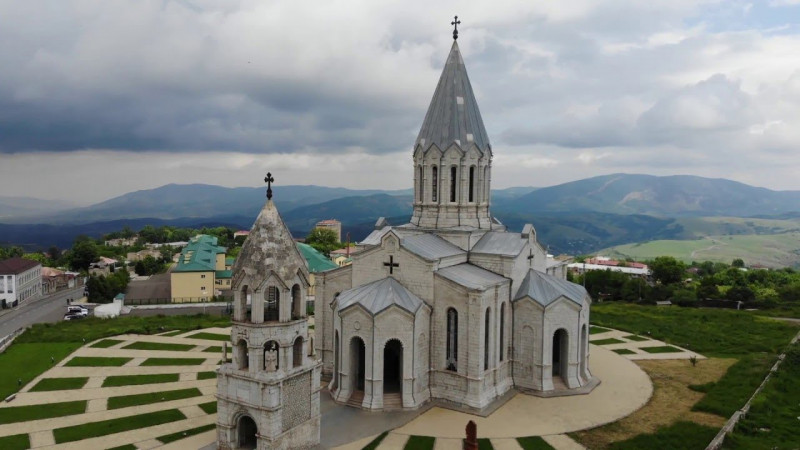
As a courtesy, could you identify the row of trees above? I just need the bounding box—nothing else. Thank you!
[85,270,130,303]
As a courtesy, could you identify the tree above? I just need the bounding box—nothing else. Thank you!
[650,256,685,285]
[68,236,99,271]
[732,258,745,268]
[305,227,342,257]
[134,255,162,276]
[696,276,720,300]
[726,285,755,303]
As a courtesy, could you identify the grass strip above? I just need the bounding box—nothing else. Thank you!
[102,373,180,387]
[90,339,123,348]
[622,334,649,342]
[122,341,196,351]
[141,357,206,366]
[612,348,636,355]
[65,356,131,367]
[107,387,203,409]
[0,342,81,398]
[606,421,718,449]
[53,408,186,443]
[0,400,86,424]
[199,400,218,414]
[160,330,184,337]
[0,433,30,450]
[592,338,625,345]
[404,435,435,450]
[693,353,776,417]
[185,332,230,341]
[106,445,137,450]
[641,346,683,354]
[197,371,217,380]
[589,325,610,334]
[157,423,216,444]
[202,346,223,353]
[517,436,555,450]
[29,377,88,391]
[477,438,494,450]
[363,431,388,450]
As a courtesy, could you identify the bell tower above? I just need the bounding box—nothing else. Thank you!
[216,173,321,450]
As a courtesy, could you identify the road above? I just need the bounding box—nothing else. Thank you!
[0,286,86,339]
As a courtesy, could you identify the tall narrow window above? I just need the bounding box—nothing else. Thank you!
[499,303,505,362]
[483,166,489,204]
[446,308,458,371]
[265,286,279,321]
[469,166,475,202]
[484,308,491,370]
[450,166,457,202]
[418,165,424,202]
[431,166,438,202]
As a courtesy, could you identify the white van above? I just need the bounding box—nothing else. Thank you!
[67,306,89,317]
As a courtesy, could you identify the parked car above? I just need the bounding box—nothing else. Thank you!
[63,314,84,321]
[66,306,89,317]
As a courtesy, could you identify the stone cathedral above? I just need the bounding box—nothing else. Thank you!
[315,39,595,412]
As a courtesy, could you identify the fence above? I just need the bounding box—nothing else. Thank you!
[124,296,233,306]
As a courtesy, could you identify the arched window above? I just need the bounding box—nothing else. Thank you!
[418,165,424,202]
[431,166,438,202]
[484,308,491,371]
[446,308,458,371]
[265,286,279,322]
[499,303,505,362]
[293,336,304,368]
[237,339,249,371]
[264,340,279,371]
[450,166,457,202]
[483,166,489,203]
[291,284,302,320]
[469,166,475,202]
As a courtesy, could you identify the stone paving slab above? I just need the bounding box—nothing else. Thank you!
[6,379,217,406]
[29,430,55,448]
[377,432,409,449]
[124,356,147,367]
[134,438,163,449]
[491,438,523,450]
[542,434,586,450]
[433,438,462,450]
[331,433,380,450]
[180,372,196,381]
[159,429,217,450]
[83,376,105,388]
[180,404,208,419]
[86,398,107,413]
[72,347,214,360]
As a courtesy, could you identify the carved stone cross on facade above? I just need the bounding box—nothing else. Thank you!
[527,248,535,268]
[264,172,274,200]
[383,255,400,274]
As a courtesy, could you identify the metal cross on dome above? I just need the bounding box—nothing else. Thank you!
[451,15,461,40]
[264,172,274,199]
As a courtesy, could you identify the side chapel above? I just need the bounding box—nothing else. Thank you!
[315,32,596,412]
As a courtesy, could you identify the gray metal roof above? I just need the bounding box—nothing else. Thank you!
[436,263,507,291]
[514,270,587,307]
[337,277,425,316]
[415,41,490,154]
[471,231,526,256]
[401,234,465,261]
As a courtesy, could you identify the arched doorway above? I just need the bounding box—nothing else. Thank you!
[291,284,302,319]
[237,415,258,449]
[552,329,569,384]
[351,337,366,392]
[383,340,402,394]
[293,336,304,368]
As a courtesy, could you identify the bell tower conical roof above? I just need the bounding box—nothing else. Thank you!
[414,41,491,154]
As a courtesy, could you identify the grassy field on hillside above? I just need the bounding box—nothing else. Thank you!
[602,232,800,268]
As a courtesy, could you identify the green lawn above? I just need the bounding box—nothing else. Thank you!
[16,315,231,344]
[640,346,683,354]
[106,445,137,450]
[198,400,218,414]
[102,373,180,387]
[591,338,625,345]
[90,339,123,348]
[64,357,132,367]
[478,438,494,450]
[589,326,611,335]
[0,342,81,398]
[362,431,388,450]
[0,400,86,424]
[605,421,719,449]
[29,377,88,391]
[157,423,216,443]
[53,409,186,443]
[185,332,230,341]
[404,435,435,450]
[202,346,223,353]
[140,357,206,366]
[622,334,649,342]
[591,303,797,357]
[692,353,777,417]
[612,348,636,355]
[517,436,555,450]
[197,371,218,380]
[0,433,30,450]
[107,387,203,409]
[121,341,196,351]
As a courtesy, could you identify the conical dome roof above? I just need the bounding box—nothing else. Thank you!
[415,41,490,153]
[232,199,309,288]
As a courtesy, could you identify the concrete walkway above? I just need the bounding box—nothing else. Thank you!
[589,327,706,360]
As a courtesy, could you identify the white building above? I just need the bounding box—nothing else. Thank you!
[0,257,42,308]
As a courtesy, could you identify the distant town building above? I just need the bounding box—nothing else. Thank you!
[41,267,80,295]
[329,245,356,267]
[89,257,120,276]
[105,236,138,247]
[315,219,342,242]
[567,256,650,277]
[146,241,189,249]
[126,249,162,262]
[0,257,42,308]
[546,254,571,278]
[233,230,250,239]
[170,235,230,302]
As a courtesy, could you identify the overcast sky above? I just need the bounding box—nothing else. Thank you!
[1,0,800,204]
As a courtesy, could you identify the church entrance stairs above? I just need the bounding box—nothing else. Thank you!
[382,393,403,410]
[346,390,365,408]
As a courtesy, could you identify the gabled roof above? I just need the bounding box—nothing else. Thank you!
[337,277,424,316]
[173,234,225,273]
[296,242,338,273]
[436,263,507,291]
[514,269,587,307]
[0,257,40,275]
[415,41,491,155]
[401,234,465,261]
[471,232,526,257]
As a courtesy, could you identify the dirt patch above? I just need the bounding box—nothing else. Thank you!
[572,357,735,449]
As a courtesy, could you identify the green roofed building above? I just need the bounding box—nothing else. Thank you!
[170,235,229,302]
